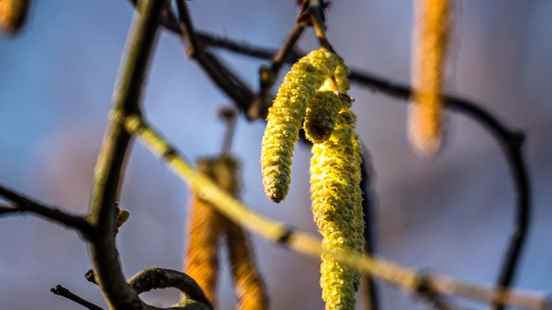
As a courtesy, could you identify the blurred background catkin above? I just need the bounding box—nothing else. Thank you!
[0,1,551,309]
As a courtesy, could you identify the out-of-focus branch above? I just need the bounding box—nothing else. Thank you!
[0,184,94,238]
[51,285,104,310]
[0,204,25,216]
[123,114,548,310]
[359,144,380,310]
[128,268,212,310]
[86,1,164,309]
[172,0,255,118]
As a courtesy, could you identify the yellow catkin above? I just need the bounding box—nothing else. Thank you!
[261,48,341,202]
[184,157,226,304]
[185,155,268,309]
[217,156,268,310]
[409,0,449,155]
[304,91,348,144]
[310,110,365,310]
[0,0,29,34]
[225,220,269,310]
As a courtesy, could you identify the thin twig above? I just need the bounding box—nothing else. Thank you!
[51,285,104,310]
[0,184,94,238]
[0,204,25,217]
[123,114,548,310]
[360,143,380,310]
[248,22,306,119]
[86,1,164,309]
[173,0,256,117]
[218,107,237,155]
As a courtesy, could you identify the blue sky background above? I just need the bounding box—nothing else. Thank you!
[1,1,551,309]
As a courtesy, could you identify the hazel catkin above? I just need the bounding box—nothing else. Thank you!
[409,0,450,155]
[310,110,365,310]
[225,219,269,310]
[261,48,341,202]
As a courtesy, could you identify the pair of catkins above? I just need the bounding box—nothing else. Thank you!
[261,48,364,310]
[185,155,268,310]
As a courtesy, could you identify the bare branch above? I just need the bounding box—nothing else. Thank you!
[0,204,25,217]
[128,268,212,309]
[172,0,255,117]
[51,285,104,310]
[86,1,164,309]
[359,144,380,310]
[0,184,94,238]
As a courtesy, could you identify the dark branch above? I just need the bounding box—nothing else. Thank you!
[415,274,452,310]
[51,285,104,310]
[0,184,95,238]
[0,204,25,217]
[86,1,164,309]
[172,0,256,117]
[359,144,380,310]
[128,268,212,309]
[247,21,306,119]
[218,107,238,154]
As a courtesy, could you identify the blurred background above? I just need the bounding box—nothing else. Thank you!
[0,1,551,309]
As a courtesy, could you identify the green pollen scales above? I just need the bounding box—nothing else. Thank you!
[261,47,364,309]
[310,111,364,310]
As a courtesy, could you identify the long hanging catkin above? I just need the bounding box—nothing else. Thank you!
[310,110,364,310]
[184,157,225,304]
[0,0,29,34]
[225,221,268,310]
[186,155,268,309]
[409,0,450,155]
[217,156,268,310]
[261,48,341,202]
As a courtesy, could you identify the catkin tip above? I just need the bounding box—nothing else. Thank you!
[0,0,30,34]
[410,0,449,156]
[408,102,442,156]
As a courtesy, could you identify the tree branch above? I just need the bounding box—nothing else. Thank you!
[128,268,212,309]
[0,184,94,238]
[172,0,255,117]
[86,1,164,309]
[360,144,380,310]
[0,204,25,217]
[51,285,104,310]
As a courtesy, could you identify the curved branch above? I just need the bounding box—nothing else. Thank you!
[128,268,212,309]
[86,1,164,309]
